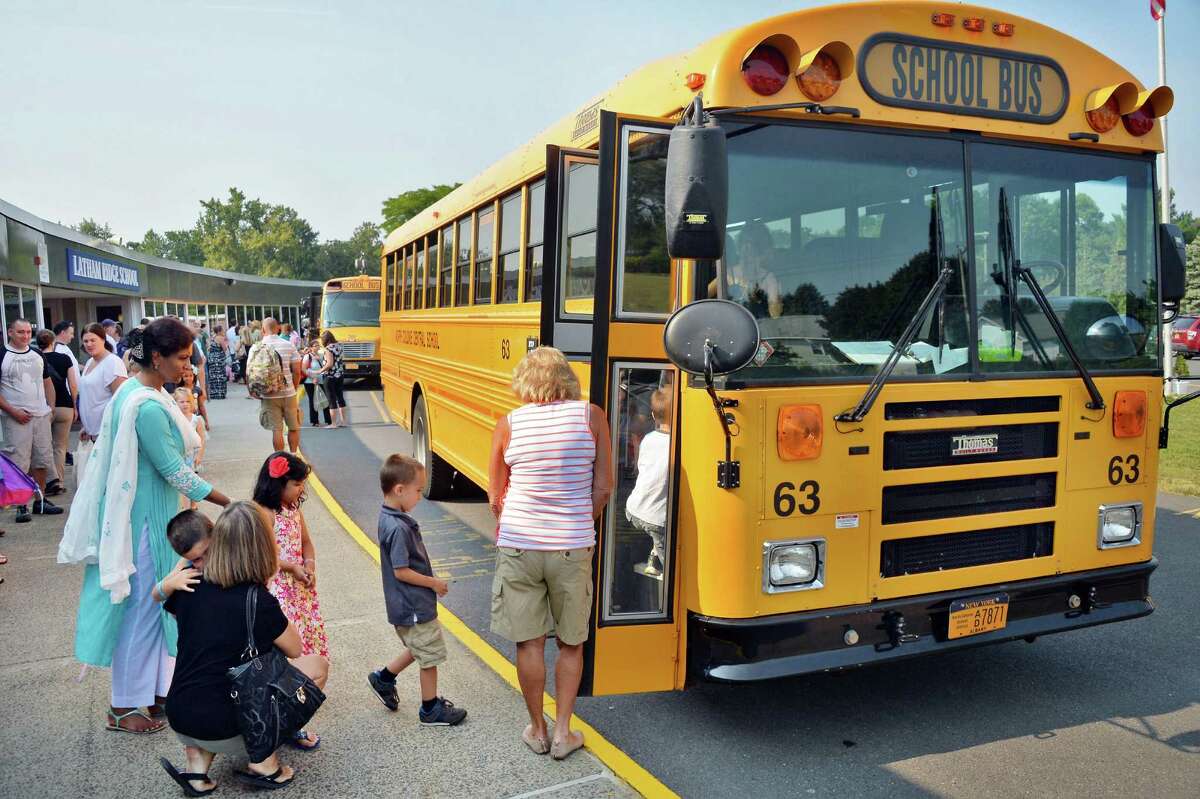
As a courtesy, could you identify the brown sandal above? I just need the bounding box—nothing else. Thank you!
[106,708,166,734]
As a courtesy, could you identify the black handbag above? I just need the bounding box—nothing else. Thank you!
[226,586,325,762]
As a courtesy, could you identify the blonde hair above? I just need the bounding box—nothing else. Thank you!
[173,387,192,408]
[204,501,278,588]
[511,346,580,404]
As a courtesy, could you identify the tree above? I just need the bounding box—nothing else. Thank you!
[1184,238,1200,315]
[381,184,460,233]
[133,228,205,264]
[76,218,114,241]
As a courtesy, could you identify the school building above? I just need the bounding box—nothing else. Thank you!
[0,198,321,337]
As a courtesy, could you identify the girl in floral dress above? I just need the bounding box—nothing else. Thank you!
[253,451,328,750]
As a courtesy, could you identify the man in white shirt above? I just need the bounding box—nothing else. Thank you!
[253,317,304,453]
[52,321,80,371]
[0,319,64,522]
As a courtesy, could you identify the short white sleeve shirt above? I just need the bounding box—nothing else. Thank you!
[78,353,129,435]
[0,346,51,418]
[54,341,81,371]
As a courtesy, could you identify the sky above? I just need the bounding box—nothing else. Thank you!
[1,0,1195,245]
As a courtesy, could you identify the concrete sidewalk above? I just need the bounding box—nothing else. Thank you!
[0,386,635,798]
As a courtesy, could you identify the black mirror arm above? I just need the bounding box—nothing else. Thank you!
[1159,390,1200,449]
[703,341,740,488]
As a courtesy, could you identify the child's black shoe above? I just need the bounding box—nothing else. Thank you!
[367,670,399,711]
[419,697,466,726]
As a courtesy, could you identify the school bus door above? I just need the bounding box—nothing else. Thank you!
[580,112,682,696]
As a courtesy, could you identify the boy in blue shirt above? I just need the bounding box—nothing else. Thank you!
[366,454,467,726]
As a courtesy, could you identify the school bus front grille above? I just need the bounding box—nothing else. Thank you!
[883,423,1058,470]
[881,473,1057,525]
[880,522,1055,577]
[340,342,376,359]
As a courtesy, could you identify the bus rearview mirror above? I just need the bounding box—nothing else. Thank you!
[1159,223,1186,305]
[665,97,728,261]
[662,299,760,377]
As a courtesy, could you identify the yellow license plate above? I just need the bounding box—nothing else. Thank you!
[947,593,1010,640]
[345,362,358,370]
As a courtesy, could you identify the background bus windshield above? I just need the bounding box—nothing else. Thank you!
[322,292,380,327]
[699,123,1158,383]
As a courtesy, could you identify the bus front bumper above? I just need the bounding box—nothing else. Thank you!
[688,559,1156,683]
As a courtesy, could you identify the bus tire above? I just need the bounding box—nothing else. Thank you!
[412,396,453,500]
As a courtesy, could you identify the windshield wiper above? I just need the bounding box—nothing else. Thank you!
[836,188,955,423]
[709,101,860,119]
[997,189,1105,411]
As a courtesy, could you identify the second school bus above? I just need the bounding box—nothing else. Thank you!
[377,2,1191,695]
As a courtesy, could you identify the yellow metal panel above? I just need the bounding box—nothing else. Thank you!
[591,623,677,695]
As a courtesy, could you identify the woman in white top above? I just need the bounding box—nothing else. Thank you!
[486,346,613,760]
[77,322,129,441]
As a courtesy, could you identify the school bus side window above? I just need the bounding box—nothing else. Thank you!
[439,224,454,307]
[384,252,395,312]
[526,180,546,302]
[456,217,472,307]
[415,242,426,309]
[475,206,495,305]
[425,232,438,309]
[498,191,521,303]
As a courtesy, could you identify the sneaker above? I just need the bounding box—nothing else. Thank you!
[44,480,65,496]
[32,498,63,515]
[419,697,466,726]
[367,670,399,711]
[65,452,74,466]
[15,506,31,524]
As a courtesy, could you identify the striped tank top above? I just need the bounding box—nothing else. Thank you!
[497,400,596,550]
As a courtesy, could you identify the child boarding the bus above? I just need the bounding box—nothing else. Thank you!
[366,454,467,726]
[625,387,672,577]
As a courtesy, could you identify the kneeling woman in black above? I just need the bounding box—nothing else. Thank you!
[160,501,329,795]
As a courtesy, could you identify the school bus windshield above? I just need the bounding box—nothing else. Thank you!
[704,122,1159,384]
[321,291,380,328]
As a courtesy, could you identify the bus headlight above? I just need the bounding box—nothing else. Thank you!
[1097,502,1142,549]
[763,538,825,593]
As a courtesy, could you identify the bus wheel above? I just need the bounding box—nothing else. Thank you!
[412,396,453,500]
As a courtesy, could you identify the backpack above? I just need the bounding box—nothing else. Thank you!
[246,341,287,399]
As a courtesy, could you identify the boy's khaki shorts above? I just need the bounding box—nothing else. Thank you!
[395,619,447,668]
[490,546,593,646]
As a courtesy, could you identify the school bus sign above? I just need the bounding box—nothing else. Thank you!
[859,33,1068,124]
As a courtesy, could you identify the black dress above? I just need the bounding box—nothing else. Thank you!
[165,580,288,741]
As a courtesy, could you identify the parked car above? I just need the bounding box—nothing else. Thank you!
[1172,315,1200,359]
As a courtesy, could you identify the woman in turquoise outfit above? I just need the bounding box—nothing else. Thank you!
[69,318,230,734]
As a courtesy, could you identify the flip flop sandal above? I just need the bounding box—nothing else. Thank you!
[159,758,216,797]
[550,732,585,761]
[0,554,8,564]
[522,724,550,755]
[236,767,295,790]
[106,708,165,734]
[289,729,321,751]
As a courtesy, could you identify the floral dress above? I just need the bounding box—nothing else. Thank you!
[206,341,228,399]
[267,505,329,658]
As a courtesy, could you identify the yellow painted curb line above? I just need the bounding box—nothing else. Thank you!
[304,466,677,799]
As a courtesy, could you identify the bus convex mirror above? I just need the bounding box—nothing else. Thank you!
[1160,223,1186,305]
[665,95,728,261]
[662,299,760,376]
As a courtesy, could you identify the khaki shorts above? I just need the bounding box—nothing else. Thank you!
[395,619,447,668]
[1,412,55,474]
[259,395,301,432]
[490,546,593,646]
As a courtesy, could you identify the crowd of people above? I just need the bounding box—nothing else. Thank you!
[3,311,613,794]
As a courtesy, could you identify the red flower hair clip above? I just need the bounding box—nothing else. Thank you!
[268,456,290,479]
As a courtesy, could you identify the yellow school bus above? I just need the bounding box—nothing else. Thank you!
[379,2,1191,696]
[318,276,381,379]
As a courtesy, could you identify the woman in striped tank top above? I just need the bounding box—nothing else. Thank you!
[488,347,612,761]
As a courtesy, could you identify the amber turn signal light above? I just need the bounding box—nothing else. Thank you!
[778,404,823,460]
[1112,391,1147,438]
